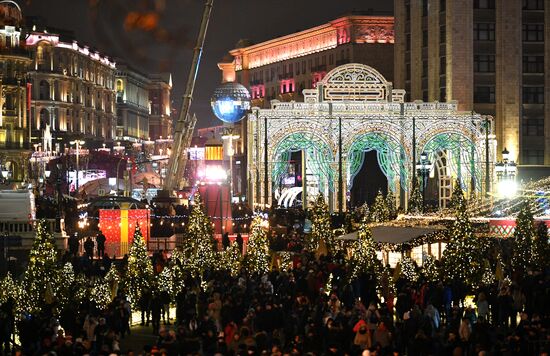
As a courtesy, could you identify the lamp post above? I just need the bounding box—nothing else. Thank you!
[415,151,433,209]
[69,140,85,193]
[222,129,240,201]
[495,148,517,198]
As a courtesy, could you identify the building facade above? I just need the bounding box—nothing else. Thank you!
[0,0,31,181]
[217,14,395,200]
[394,0,549,174]
[115,64,151,142]
[148,73,172,140]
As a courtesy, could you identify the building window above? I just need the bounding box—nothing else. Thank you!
[406,1,410,21]
[523,149,544,165]
[522,118,544,136]
[422,30,428,47]
[474,0,495,8]
[422,60,428,78]
[523,56,544,73]
[474,54,495,72]
[474,86,495,103]
[523,86,544,103]
[440,26,446,43]
[440,0,446,12]
[522,24,544,42]
[523,0,544,10]
[439,57,446,75]
[440,87,446,101]
[422,90,428,102]
[422,0,428,16]
[473,23,495,41]
[406,34,411,51]
[329,54,334,65]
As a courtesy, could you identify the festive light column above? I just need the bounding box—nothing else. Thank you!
[124,225,154,308]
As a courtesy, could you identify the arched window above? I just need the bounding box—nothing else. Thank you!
[116,79,123,92]
[39,108,49,129]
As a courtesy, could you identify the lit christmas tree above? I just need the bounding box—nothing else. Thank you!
[21,220,62,316]
[222,241,242,277]
[180,193,216,277]
[441,193,485,288]
[399,256,419,282]
[449,180,466,213]
[105,266,121,300]
[408,181,423,214]
[422,255,439,282]
[0,273,20,311]
[124,225,154,309]
[309,194,336,253]
[90,277,112,310]
[57,262,76,310]
[245,216,270,275]
[511,202,535,274]
[370,190,389,222]
[533,221,550,269]
[386,190,398,220]
[349,217,381,280]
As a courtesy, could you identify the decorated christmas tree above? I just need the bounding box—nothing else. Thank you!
[180,193,216,277]
[385,190,398,220]
[309,194,336,253]
[511,202,535,274]
[90,277,112,310]
[245,216,270,275]
[408,180,423,214]
[105,266,121,300]
[222,241,242,277]
[124,225,154,308]
[21,220,62,316]
[449,180,466,213]
[533,221,550,269]
[0,273,20,311]
[370,190,389,222]
[399,256,419,282]
[349,217,380,280]
[422,255,439,282]
[441,193,485,288]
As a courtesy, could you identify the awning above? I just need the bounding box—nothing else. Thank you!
[336,225,444,244]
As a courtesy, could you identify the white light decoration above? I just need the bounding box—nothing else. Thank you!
[497,180,518,199]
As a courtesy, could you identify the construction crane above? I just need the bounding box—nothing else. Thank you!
[163,0,213,193]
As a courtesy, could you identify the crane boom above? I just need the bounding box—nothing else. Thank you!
[163,0,213,191]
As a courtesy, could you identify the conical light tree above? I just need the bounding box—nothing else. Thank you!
[181,193,216,277]
[441,191,485,288]
[533,221,550,269]
[349,217,381,280]
[449,180,466,213]
[399,256,419,283]
[512,202,535,275]
[370,190,389,222]
[309,194,335,253]
[422,255,439,283]
[222,241,242,277]
[408,181,423,214]
[245,216,270,275]
[124,225,154,308]
[386,190,398,220]
[21,220,62,316]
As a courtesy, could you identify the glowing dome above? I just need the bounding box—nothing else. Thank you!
[211,82,251,123]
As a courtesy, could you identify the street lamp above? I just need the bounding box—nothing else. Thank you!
[415,151,433,209]
[69,140,85,193]
[495,147,517,198]
[222,129,240,200]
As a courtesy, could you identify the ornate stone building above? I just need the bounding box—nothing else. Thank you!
[148,73,172,141]
[0,1,31,181]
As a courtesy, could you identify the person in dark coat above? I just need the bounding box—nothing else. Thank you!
[222,232,230,250]
[236,233,243,254]
[83,236,94,259]
[68,233,79,257]
[96,230,106,257]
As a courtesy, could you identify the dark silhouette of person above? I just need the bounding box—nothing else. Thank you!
[222,232,230,250]
[96,230,106,257]
[68,233,79,257]
[84,236,94,259]
[236,233,243,254]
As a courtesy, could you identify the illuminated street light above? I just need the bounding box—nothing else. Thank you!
[495,147,517,199]
[222,129,240,200]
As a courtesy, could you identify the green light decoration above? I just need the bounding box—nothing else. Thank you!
[307,194,336,254]
[441,189,486,288]
[511,201,535,275]
[124,224,154,309]
[21,220,62,316]
[349,217,381,280]
[178,193,216,278]
[244,216,270,275]
[347,132,409,193]
[272,132,334,195]
[370,190,390,223]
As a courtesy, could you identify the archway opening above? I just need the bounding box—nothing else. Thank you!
[350,150,387,208]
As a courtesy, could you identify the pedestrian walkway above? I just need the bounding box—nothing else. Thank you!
[119,325,158,354]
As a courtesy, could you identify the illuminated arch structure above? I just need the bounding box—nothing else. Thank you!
[248,63,497,211]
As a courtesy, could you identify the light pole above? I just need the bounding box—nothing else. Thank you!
[222,129,240,201]
[495,148,517,198]
[415,151,433,210]
[70,140,85,193]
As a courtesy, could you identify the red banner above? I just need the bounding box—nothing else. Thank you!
[99,209,150,256]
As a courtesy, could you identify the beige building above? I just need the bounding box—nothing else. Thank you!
[148,73,172,140]
[0,1,31,181]
[394,0,549,173]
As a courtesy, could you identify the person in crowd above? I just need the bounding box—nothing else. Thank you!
[96,230,106,258]
[83,236,94,259]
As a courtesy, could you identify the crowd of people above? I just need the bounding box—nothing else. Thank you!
[1,243,548,356]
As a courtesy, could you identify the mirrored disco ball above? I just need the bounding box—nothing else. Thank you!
[211,82,251,123]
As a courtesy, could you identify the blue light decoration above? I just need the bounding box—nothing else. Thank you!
[211,82,251,123]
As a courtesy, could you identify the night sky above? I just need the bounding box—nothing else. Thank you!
[22,0,392,129]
